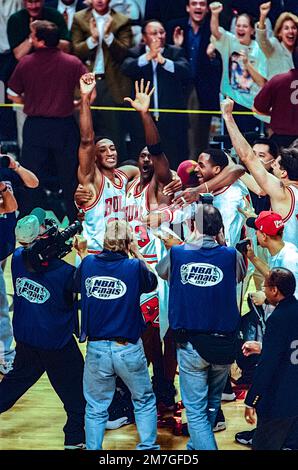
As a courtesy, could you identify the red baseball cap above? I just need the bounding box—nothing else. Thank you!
[177,160,198,187]
[246,211,284,236]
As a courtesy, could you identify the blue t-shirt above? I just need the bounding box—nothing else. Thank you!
[11,247,78,349]
[76,250,157,343]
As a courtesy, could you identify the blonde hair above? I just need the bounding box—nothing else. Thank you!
[274,12,298,42]
[103,220,134,253]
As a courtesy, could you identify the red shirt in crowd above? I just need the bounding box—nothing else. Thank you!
[8,48,87,117]
[254,69,298,136]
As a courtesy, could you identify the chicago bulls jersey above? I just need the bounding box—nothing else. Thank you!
[82,169,128,253]
[126,177,171,338]
[281,186,298,246]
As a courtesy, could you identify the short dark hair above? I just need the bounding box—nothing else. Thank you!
[203,148,229,170]
[280,147,298,181]
[141,19,164,35]
[253,138,279,159]
[32,20,59,48]
[267,268,296,297]
[202,204,224,236]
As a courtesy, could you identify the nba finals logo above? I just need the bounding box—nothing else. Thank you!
[85,276,127,299]
[180,263,223,287]
[16,278,50,304]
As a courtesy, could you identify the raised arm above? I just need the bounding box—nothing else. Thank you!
[221,98,285,200]
[7,156,39,188]
[0,182,18,213]
[256,2,275,58]
[239,51,267,88]
[124,80,172,187]
[78,73,97,185]
[210,2,223,40]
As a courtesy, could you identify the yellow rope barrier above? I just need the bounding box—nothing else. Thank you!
[0,102,256,115]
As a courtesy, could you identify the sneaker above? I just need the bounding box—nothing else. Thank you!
[106,416,132,430]
[64,443,86,450]
[0,361,14,375]
[235,429,255,446]
[213,408,226,432]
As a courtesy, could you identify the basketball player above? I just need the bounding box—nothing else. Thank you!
[222,98,298,246]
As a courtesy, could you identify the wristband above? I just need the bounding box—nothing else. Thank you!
[148,142,163,156]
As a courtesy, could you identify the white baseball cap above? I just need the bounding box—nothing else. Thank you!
[15,215,40,244]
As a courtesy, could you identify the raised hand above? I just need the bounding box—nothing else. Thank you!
[80,73,96,97]
[173,26,184,47]
[260,2,271,18]
[124,79,155,113]
[209,2,223,15]
[239,50,249,67]
[89,16,99,42]
[220,97,234,117]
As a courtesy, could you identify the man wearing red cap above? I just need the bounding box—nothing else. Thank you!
[246,210,298,300]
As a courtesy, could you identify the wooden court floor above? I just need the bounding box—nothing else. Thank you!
[0,254,253,451]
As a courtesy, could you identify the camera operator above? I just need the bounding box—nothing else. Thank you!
[0,215,86,450]
[74,219,159,450]
[0,154,39,375]
[156,204,247,450]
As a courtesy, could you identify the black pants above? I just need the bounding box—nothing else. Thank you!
[20,115,80,222]
[0,337,86,446]
[253,416,298,450]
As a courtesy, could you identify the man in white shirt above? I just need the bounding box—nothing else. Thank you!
[246,210,298,300]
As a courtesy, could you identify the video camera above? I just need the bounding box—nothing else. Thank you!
[235,239,251,256]
[22,219,83,272]
[0,155,11,168]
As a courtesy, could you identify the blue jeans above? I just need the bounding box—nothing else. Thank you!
[0,265,15,368]
[177,342,230,450]
[83,339,159,450]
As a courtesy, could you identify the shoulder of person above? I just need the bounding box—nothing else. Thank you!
[73,6,92,22]
[110,9,132,27]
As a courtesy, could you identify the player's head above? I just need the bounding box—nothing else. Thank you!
[271,147,298,182]
[138,147,154,183]
[95,137,118,170]
[195,148,229,184]
[252,138,279,171]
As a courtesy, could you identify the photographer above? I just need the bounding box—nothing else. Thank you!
[0,215,86,450]
[0,154,38,375]
[156,204,247,450]
[75,219,159,450]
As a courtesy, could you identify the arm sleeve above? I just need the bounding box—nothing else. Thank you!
[211,27,230,55]
[139,260,158,293]
[254,81,274,114]
[7,62,24,96]
[255,26,275,58]
[245,313,288,408]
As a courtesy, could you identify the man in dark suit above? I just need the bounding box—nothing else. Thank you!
[167,0,222,156]
[71,0,133,159]
[121,19,191,169]
[244,267,298,450]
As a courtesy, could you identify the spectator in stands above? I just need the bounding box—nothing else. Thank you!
[45,0,85,30]
[71,0,133,160]
[168,0,222,157]
[121,20,191,168]
[256,2,298,78]
[220,0,283,31]
[210,2,268,134]
[244,268,298,450]
[7,20,87,222]
[7,0,71,149]
[253,46,298,147]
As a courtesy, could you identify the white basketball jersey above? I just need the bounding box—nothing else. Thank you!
[213,180,249,247]
[282,186,298,247]
[126,177,170,339]
[82,169,128,252]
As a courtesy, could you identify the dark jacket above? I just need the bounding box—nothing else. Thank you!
[245,296,298,419]
[121,43,191,111]
[167,15,222,110]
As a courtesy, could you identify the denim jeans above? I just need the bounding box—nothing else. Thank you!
[177,342,231,450]
[83,339,159,450]
[0,265,15,369]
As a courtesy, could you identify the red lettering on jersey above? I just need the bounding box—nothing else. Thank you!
[126,205,140,223]
[135,225,150,248]
[104,198,112,217]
